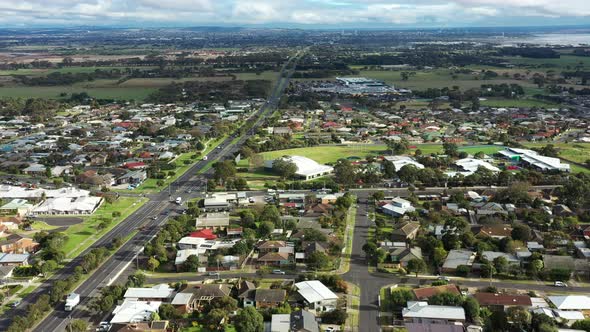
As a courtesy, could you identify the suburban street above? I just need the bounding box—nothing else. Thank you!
[0,52,303,332]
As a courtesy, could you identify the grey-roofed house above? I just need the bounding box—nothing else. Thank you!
[195,212,230,229]
[442,250,475,273]
[271,310,319,332]
[254,288,286,309]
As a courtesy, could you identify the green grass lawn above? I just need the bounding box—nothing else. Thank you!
[62,196,148,257]
[260,145,388,164]
[479,98,556,108]
[498,55,590,69]
[0,85,155,101]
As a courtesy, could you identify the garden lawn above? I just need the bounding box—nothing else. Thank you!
[62,196,148,258]
[260,145,389,164]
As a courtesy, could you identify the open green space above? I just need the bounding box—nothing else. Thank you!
[61,196,148,257]
[521,142,590,164]
[479,98,556,108]
[498,55,590,69]
[260,145,388,164]
[0,85,155,101]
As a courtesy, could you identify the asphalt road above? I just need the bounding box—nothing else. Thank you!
[0,51,304,332]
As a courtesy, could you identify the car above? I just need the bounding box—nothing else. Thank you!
[186,189,192,193]
[248,198,255,203]
[324,328,335,332]
[96,322,111,332]
[437,275,451,281]
[11,300,21,308]
[208,271,220,276]
[272,270,286,275]
[554,281,568,287]
[151,216,157,220]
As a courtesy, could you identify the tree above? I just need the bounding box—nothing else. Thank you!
[146,257,160,272]
[390,288,414,310]
[571,319,590,332]
[40,260,58,276]
[272,158,297,179]
[334,159,356,186]
[234,307,264,332]
[443,142,459,157]
[184,255,200,272]
[506,306,532,331]
[307,251,332,270]
[433,246,448,266]
[260,205,281,224]
[203,308,227,330]
[493,256,509,274]
[406,258,426,277]
[429,292,464,306]
[321,309,347,324]
[67,319,88,332]
[159,303,180,320]
[213,160,236,184]
[455,265,470,277]
[386,139,409,155]
[398,164,420,184]
[210,296,238,312]
[257,221,274,238]
[511,223,532,242]
[463,296,480,322]
[126,273,146,288]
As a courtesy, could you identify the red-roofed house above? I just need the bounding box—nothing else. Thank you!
[190,229,217,240]
[124,162,147,170]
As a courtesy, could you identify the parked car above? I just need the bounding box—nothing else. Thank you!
[554,281,568,287]
[272,270,286,275]
[437,275,451,282]
[11,300,21,308]
[208,272,220,276]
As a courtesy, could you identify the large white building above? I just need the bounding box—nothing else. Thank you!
[0,185,91,200]
[446,158,500,177]
[498,147,570,172]
[383,156,425,171]
[265,156,334,181]
[33,196,102,215]
[295,280,338,312]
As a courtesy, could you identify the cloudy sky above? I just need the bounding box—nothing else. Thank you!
[0,0,589,28]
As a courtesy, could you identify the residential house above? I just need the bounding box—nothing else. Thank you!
[22,163,46,176]
[271,310,320,332]
[237,280,257,307]
[548,296,590,311]
[123,284,176,303]
[473,293,532,310]
[412,285,461,301]
[402,301,466,324]
[391,222,421,242]
[116,170,147,185]
[0,199,34,217]
[381,197,415,217]
[442,250,476,273]
[294,280,338,312]
[110,299,161,325]
[481,251,520,266]
[405,322,465,332]
[476,225,513,239]
[253,289,287,309]
[389,247,423,268]
[195,212,230,229]
[0,253,29,266]
[171,284,232,313]
[0,234,39,254]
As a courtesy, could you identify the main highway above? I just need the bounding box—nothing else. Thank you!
[0,50,302,332]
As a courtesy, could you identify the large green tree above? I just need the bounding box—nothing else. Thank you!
[234,307,264,332]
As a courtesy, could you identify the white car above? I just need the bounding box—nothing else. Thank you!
[554,281,568,287]
[272,270,286,275]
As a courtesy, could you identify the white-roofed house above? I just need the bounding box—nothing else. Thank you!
[295,280,339,312]
[110,299,161,324]
[33,196,102,215]
[548,296,590,311]
[446,158,500,177]
[402,301,466,324]
[265,156,334,181]
[123,284,175,303]
[383,156,425,171]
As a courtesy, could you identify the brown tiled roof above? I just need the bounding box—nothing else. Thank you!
[258,252,289,261]
[474,292,532,306]
[254,289,286,303]
[477,225,513,238]
[258,241,287,249]
[412,284,460,300]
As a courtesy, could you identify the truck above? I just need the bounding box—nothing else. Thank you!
[175,197,182,205]
[65,293,80,311]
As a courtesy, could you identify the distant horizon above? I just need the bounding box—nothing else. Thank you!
[1,23,590,32]
[0,0,589,30]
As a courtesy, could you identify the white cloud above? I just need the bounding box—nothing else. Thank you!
[0,0,587,26]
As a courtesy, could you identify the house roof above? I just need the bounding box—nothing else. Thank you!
[477,225,513,238]
[0,253,29,263]
[258,252,290,262]
[190,229,217,240]
[405,322,465,332]
[254,289,286,303]
[258,240,287,249]
[124,284,175,300]
[413,285,460,300]
[402,301,466,321]
[110,299,161,324]
[548,296,590,310]
[393,222,420,236]
[442,250,476,270]
[295,280,338,303]
[474,293,532,306]
[290,310,319,332]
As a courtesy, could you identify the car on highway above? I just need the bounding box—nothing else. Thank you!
[151,216,157,220]
[272,269,286,275]
[10,300,20,308]
[554,281,568,287]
